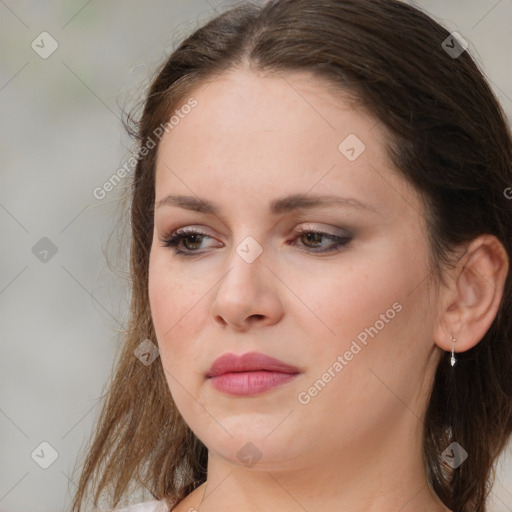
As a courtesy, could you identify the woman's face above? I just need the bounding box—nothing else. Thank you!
[149,68,442,470]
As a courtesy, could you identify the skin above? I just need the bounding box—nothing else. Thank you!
[148,66,509,512]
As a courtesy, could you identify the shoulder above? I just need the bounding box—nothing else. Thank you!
[108,498,170,512]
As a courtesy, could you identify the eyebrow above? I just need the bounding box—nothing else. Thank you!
[155,193,378,215]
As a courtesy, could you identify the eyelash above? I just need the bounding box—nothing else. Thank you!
[159,227,352,256]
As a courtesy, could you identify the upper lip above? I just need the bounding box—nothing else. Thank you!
[206,351,300,378]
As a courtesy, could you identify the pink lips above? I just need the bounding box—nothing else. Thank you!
[206,352,300,396]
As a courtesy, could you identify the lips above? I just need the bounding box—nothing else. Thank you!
[206,351,301,396]
[206,351,300,378]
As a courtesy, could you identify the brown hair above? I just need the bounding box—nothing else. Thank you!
[70,1,512,511]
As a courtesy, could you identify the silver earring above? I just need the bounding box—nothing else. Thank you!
[450,333,457,367]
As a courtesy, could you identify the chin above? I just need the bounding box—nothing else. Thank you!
[195,424,305,469]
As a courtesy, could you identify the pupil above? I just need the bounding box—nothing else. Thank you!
[305,233,322,246]
[185,234,201,249]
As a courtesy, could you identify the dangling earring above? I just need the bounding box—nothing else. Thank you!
[450,333,457,367]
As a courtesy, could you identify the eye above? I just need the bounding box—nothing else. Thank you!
[289,227,352,253]
[159,227,218,256]
[159,226,352,257]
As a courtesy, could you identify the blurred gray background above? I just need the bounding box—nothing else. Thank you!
[1,1,511,511]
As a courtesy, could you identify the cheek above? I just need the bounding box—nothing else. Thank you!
[294,241,431,383]
[148,260,176,341]
[291,250,409,344]
[148,254,204,366]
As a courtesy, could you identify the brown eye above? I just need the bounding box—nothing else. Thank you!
[160,228,218,255]
[291,229,352,253]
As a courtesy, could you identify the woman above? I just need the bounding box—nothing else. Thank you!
[70,1,512,511]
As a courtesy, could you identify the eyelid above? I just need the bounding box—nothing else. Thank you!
[294,223,351,237]
[170,226,219,244]
[160,222,350,241]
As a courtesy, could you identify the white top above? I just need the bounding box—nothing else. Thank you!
[109,499,170,512]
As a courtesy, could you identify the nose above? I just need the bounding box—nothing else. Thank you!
[210,243,285,331]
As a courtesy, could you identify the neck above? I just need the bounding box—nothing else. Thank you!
[181,411,450,512]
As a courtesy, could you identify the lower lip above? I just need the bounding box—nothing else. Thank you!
[208,371,299,396]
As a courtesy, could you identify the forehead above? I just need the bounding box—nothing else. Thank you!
[153,67,421,221]
[158,67,376,145]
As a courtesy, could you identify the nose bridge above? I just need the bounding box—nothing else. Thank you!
[220,207,268,276]
[210,232,282,328]
[222,234,266,294]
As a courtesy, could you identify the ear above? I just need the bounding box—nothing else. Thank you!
[434,234,509,353]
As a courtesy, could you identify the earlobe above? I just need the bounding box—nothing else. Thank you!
[434,234,509,354]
